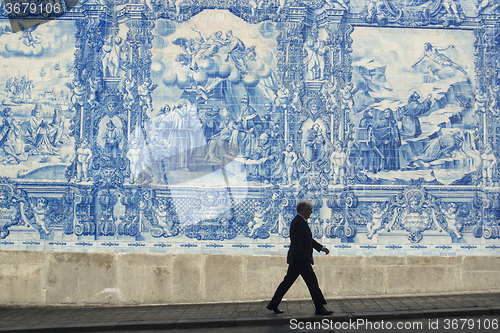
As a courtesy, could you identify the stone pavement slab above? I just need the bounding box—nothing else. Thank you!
[0,292,498,332]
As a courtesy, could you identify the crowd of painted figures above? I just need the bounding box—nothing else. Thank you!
[0,104,69,164]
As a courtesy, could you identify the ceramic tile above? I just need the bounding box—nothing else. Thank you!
[0,2,498,255]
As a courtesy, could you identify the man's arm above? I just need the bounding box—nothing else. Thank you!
[313,239,330,254]
[312,239,323,252]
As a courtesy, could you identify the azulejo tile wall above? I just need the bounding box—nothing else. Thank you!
[0,0,499,256]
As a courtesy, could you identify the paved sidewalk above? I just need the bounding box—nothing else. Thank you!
[0,292,499,332]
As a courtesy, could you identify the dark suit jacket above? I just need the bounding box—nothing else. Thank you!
[287,214,323,265]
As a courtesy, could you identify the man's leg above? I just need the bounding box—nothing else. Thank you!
[299,262,326,308]
[268,264,300,308]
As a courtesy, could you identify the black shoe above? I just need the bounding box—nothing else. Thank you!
[266,304,284,314]
[315,305,333,315]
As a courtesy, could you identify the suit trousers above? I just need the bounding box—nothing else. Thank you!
[269,261,326,309]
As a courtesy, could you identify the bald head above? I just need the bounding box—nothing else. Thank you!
[297,200,313,220]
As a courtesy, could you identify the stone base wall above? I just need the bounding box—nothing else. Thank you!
[1,251,499,306]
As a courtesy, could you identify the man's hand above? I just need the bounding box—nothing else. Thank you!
[322,247,330,255]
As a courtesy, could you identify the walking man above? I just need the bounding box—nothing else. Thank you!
[267,200,333,315]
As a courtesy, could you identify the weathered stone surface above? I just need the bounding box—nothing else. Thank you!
[463,256,500,272]
[0,251,46,304]
[244,255,285,300]
[322,265,386,297]
[117,253,171,304]
[171,254,203,303]
[365,256,407,266]
[1,252,500,305]
[461,272,500,291]
[406,256,461,266]
[386,266,457,294]
[204,255,244,302]
[45,252,117,304]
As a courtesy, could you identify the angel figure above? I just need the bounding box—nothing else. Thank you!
[290,81,305,112]
[330,141,348,185]
[472,88,487,116]
[340,83,354,115]
[325,0,349,9]
[102,35,123,77]
[152,200,178,236]
[171,0,190,15]
[412,43,467,76]
[19,28,41,47]
[481,144,498,186]
[122,78,136,110]
[66,81,85,111]
[321,80,337,112]
[283,142,298,185]
[441,203,462,239]
[126,141,140,185]
[33,198,51,234]
[138,80,158,114]
[274,84,290,109]
[478,0,500,13]
[76,139,92,182]
[20,197,51,234]
[247,201,271,238]
[443,0,461,21]
[489,85,500,116]
[88,77,102,109]
[366,0,386,23]
[277,0,287,14]
[367,202,388,239]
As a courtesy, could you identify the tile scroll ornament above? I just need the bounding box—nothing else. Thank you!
[0,0,498,254]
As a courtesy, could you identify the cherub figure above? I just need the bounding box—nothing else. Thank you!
[33,198,51,234]
[321,80,337,112]
[330,141,348,185]
[473,88,487,116]
[152,201,176,236]
[249,0,268,16]
[481,144,497,186]
[66,81,85,111]
[102,35,123,77]
[365,0,386,23]
[277,0,287,14]
[274,84,290,109]
[126,137,142,184]
[489,85,500,116]
[88,77,102,109]
[76,139,92,182]
[367,202,388,239]
[247,201,271,237]
[441,203,462,239]
[283,142,298,185]
[122,78,136,110]
[478,0,500,13]
[325,0,349,9]
[340,83,354,115]
[443,0,461,21]
[171,0,190,15]
[138,80,158,114]
[291,81,304,111]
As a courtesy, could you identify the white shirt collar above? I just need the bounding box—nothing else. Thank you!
[297,213,307,221]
